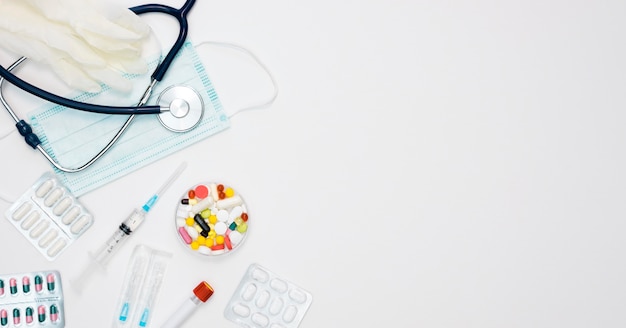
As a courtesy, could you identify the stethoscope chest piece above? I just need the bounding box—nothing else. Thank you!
[157,85,204,132]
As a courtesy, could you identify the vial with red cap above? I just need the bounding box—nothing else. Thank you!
[160,281,214,328]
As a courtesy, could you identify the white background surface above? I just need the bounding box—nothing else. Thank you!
[1,0,626,327]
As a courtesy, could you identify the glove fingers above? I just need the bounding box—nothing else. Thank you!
[51,59,102,93]
[83,67,133,93]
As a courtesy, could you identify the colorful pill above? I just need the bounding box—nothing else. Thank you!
[0,309,6,326]
[9,278,17,295]
[47,273,55,291]
[38,305,45,323]
[215,235,225,245]
[178,227,192,244]
[12,309,19,325]
[229,222,237,231]
[224,235,233,250]
[35,275,43,292]
[188,190,196,199]
[200,209,211,219]
[25,307,33,324]
[194,214,211,237]
[210,243,225,251]
[236,222,248,233]
[225,187,235,198]
[50,305,59,323]
[190,241,200,250]
[195,185,209,198]
[22,276,30,293]
[241,213,249,222]
[181,198,189,205]
[0,279,4,296]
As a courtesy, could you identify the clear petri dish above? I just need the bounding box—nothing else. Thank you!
[174,182,249,256]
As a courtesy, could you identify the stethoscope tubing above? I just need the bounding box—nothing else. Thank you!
[0,0,195,115]
[0,0,196,173]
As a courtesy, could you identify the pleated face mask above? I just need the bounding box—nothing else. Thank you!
[27,42,230,196]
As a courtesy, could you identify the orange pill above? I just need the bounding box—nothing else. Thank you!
[241,213,249,222]
[188,190,196,199]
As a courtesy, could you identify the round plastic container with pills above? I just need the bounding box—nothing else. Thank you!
[174,182,249,256]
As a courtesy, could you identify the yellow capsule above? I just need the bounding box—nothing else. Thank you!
[190,241,200,250]
[215,235,225,245]
[185,217,195,226]
[234,217,244,225]
[208,230,216,238]
[196,236,206,244]
[189,198,198,205]
[206,238,214,246]
[194,225,202,233]
[208,215,217,224]
[225,188,235,198]
[237,222,248,233]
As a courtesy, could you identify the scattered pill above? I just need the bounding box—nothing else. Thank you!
[217,195,243,209]
[188,190,196,199]
[178,227,192,244]
[195,185,209,198]
[12,202,32,221]
[0,279,4,296]
[44,188,63,207]
[214,222,227,235]
[35,180,54,197]
[52,197,72,215]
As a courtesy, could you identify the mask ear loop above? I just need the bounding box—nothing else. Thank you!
[194,41,279,118]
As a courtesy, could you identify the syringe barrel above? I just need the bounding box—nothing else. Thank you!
[92,228,129,265]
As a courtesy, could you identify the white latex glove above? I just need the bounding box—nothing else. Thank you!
[0,0,152,93]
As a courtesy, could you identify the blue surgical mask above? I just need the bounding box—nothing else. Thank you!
[27,42,230,196]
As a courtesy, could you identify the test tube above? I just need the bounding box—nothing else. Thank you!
[159,281,214,328]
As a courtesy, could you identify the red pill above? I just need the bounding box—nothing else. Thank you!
[195,185,209,199]
[218,192,226,200]
[241,213,249,222]
[188,190,196,199]
[224,235,233,250]
[217,184,224,192]
[210,244,225,251]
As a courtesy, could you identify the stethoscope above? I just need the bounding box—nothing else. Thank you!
[0,0,204,173]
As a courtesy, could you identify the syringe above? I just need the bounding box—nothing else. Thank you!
[72,162,187,292]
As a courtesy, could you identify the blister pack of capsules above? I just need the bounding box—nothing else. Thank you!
[0,270,64,327]
[225,263,313,328]
[4,172,94,261]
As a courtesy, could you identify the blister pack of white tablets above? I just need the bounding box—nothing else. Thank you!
[0,270,65,327]
[224,263,313,328]
[4,172,94,261]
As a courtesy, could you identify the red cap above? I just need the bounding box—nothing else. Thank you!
[193,281,214,302]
